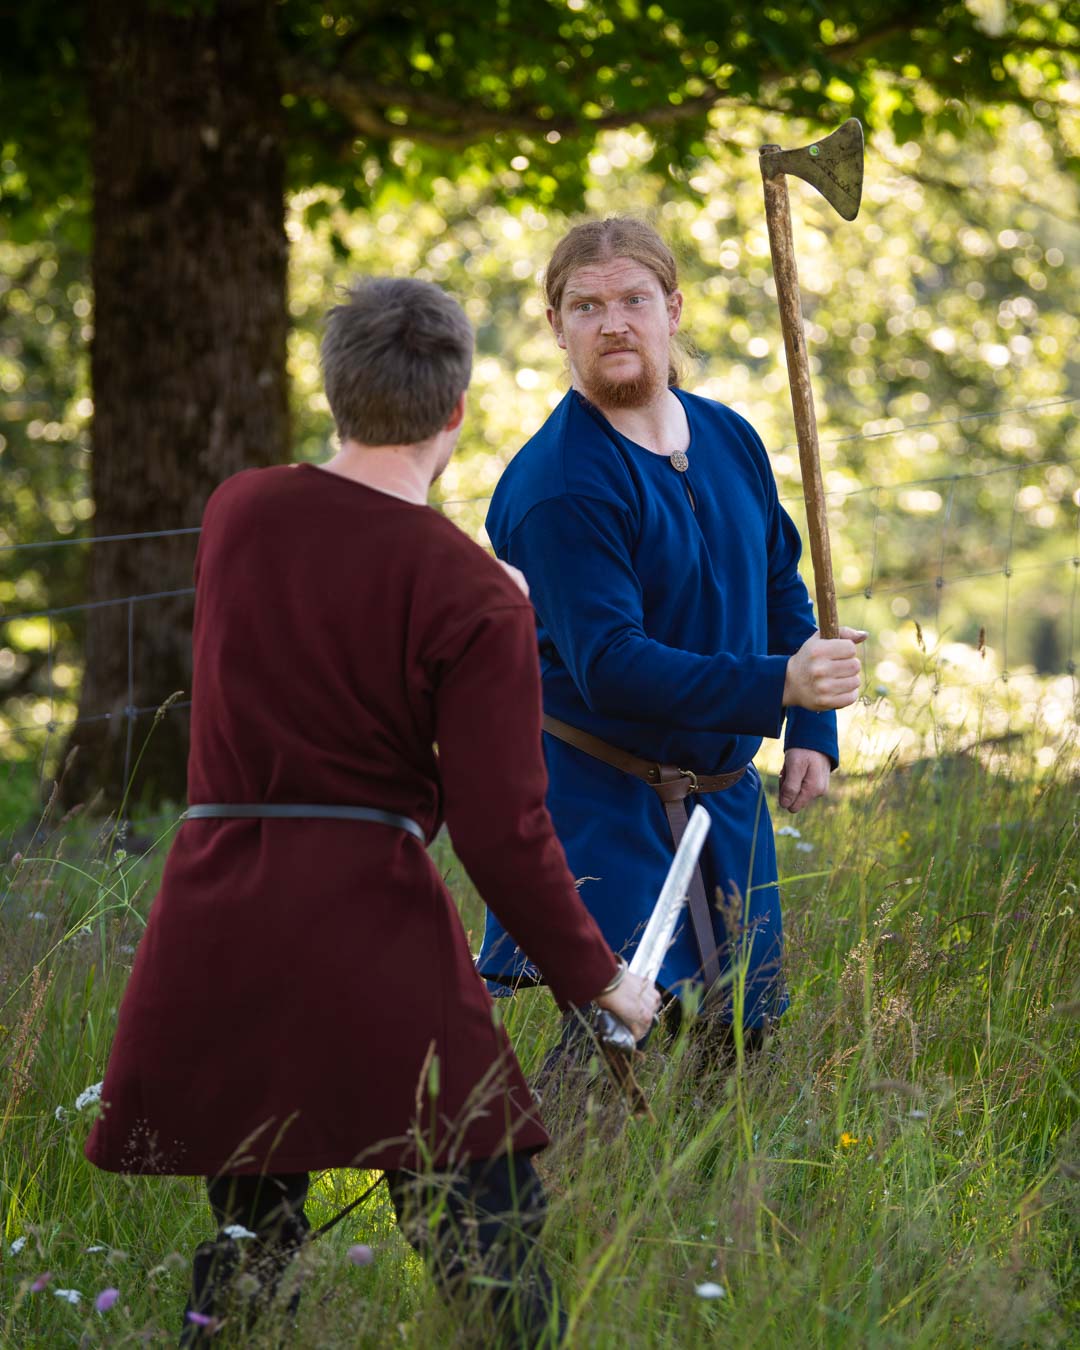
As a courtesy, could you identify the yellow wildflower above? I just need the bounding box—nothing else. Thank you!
[839,1132,859,1147]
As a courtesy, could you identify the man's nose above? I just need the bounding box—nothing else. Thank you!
[599,304,627,333]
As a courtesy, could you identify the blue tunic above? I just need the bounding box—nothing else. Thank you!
[477,389,838,1024]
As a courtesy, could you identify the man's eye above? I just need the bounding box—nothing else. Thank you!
[576,302,593,313]
[627,295,646,305]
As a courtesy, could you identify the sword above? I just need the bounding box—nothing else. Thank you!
[593,802,712,1058]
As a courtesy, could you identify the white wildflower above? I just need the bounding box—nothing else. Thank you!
[10,1236,27,1255]
[29,912,48,921]
[222,1225,257,1241]
[907,1109,928,1120]
[795,841,814,853]
[776,826,801,838]
[695,1281,726,1299]
[75,1082,104,1112]
[85,1245,108,1253]
[53,1288,82,1305]
[55,1106,68,1122]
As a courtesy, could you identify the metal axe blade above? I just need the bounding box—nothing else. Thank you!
[760,117,865,220]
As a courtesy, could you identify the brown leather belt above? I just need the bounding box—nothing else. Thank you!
[542,715,747,989]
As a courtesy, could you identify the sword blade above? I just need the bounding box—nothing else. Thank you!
[628,802,711,984]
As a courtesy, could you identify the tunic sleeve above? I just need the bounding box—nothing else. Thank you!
[505,494,790,736]
[432,600,618,1007]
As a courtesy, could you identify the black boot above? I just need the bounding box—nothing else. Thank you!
[178,1214,309,1347]
[179,1237,240,1346]
[246,1210,310,1322]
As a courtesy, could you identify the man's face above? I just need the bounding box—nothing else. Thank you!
[548,257,682,410]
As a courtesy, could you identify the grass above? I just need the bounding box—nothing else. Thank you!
[1,745,1077,1348]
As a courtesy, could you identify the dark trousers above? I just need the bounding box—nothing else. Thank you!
[181,1154,562,1348]
[386,1152,563,1346]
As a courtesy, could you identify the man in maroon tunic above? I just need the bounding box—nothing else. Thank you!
[85,277,658,1345]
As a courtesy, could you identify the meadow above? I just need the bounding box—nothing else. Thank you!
[1,727,1077,1348]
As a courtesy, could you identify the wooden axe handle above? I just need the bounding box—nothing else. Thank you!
[761,170,839,639]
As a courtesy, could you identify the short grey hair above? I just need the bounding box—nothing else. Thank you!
[321,277,474,446]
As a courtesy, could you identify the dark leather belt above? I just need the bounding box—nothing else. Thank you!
[184,803,425,843]
[542,715,747,989]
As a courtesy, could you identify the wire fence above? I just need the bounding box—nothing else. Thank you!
[2,395,1078,794]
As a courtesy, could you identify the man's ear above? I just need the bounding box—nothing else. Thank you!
[445,391,466,432]
[546,306,567,350]
[668,289,683,333]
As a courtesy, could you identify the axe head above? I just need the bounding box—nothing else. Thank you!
[759,118,864,220]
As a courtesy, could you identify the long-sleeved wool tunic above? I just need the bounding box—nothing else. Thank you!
[476,390,837,1023]
[85,464,616,1177]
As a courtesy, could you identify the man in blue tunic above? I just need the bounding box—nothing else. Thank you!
[477,218,865,1045]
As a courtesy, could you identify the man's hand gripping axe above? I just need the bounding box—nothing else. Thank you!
[759,119,865,639]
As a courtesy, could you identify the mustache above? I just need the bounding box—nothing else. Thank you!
[597,342,640,355]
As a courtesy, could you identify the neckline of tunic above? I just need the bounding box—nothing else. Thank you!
[293,462,433,508]
[575,388,696,469]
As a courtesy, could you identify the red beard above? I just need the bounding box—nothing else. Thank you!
[579,342,666,409]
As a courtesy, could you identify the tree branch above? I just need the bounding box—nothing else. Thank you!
[997,38,1080,56]
[815,6,1080,67]
[282,57,726,149]
[877,151,1079,228]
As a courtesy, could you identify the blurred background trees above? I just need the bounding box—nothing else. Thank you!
[1,0,1078,808]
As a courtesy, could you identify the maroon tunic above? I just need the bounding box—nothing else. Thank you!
[85,465,616,1177]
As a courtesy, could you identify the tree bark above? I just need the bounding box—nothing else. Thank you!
[64,0,288,810]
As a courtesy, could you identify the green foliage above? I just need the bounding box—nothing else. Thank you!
[0,0,90,249]
[269,0,1080,216]
[1,749,1076,1344]
[0,231,92,754]
[3,1,1079,233]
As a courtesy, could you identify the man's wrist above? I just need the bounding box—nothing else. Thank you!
[599,956,628,995]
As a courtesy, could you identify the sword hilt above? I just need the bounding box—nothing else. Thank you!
[592,1006,639,1055]
[591,1007,658,1118]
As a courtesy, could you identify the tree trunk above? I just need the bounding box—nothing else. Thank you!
[63,0,288,810]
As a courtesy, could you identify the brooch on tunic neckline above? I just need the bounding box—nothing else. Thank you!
[669,450,689,473]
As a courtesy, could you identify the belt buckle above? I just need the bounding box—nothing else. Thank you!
[678,767,699,793]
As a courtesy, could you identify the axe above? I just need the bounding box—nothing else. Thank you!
[759,118,865,640]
